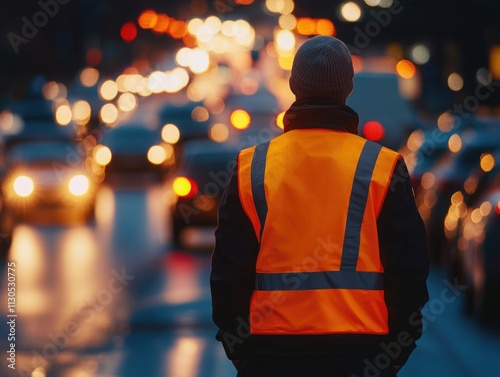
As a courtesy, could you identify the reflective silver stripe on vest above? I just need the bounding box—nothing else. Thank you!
[255,270,383,291]
[252,140,383,291]
[251,141,270,241]
[340,141,382,270]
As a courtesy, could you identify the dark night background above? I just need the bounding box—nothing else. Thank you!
[1,0,500,111]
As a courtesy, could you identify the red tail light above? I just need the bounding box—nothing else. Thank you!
[496,202,500,216]
[362,121,385,141]
[173,177,198,199]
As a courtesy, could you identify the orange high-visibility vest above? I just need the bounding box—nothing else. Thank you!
[237,129,400,335]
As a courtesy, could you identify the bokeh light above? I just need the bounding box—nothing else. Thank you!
[100,104,119,125]
[80,67,99,87]
[316,19,335,36]
[362,121,385,141]
[93,145,112,166]
[279,14,297,30]
[55,105,72,126]
[68,175,90,196]
[480,153,495,172]
[121,22,137,42]
[437,112,455,132]
[209,123,229,143]
[138,10,158,29]
[341,2,362,22]
[396,59,417,78]
[410,43,430,65]
[448,73,464,91]
[192,106,210,122]
[153,14,170,33]
[448,134,462,153]
[118,93,138,112]
[13,176,34,197]
[72,100,91,124]
[162,123,181,144]
[147,145,168,165]
[230,109,251,130]
[100,80,118,101]
[275,29,295,52]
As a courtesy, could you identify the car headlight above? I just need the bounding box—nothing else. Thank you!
[13,175,34,197]
[68,175,90,196]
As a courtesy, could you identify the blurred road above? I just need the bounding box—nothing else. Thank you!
[1,182,500,377]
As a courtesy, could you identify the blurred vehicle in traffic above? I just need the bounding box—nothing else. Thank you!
[348,72,420,151]
[165,139,240,246]
[0,86,78,147]
[415,129,500,264]
[457,180,500,324]
[93,124,175,180]
[443,149,500,279]
[401,128,453,191]
[1,140,99,224]
[224,87,280,129]
[159,101,212,146]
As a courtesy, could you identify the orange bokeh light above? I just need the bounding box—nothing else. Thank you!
[169,20,187,39]
[138,10,158,29]
[153,14,170,33]
[183,33,197,47]
[316,19,335,36]
[230,109,251,130]
[396,59,417,79]
[296,18,316,36]
[235,0,254,4]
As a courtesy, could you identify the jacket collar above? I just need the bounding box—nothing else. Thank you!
[283,97,359,135]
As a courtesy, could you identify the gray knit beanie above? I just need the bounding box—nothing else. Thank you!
[289,36,354,102]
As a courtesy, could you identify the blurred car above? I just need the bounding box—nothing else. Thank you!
[1,117,76,152]
[415,129,500,263]
[458,182,500,324]
[402,128,453,191]
[443,149,500,280]
[1,140,98,224]
[7,94,54,122]
[93,124,175,180]
[348,72,421,151]
[165,140,240,246]
[223,87,280,129]
[159,101,212,146]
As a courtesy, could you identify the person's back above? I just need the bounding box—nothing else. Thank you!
[210,36,429,377]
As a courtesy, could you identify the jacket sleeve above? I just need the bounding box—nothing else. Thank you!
[210,160,260,360]
[377,157,430,367]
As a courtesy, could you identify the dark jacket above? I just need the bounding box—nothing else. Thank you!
[210,98,430,368]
